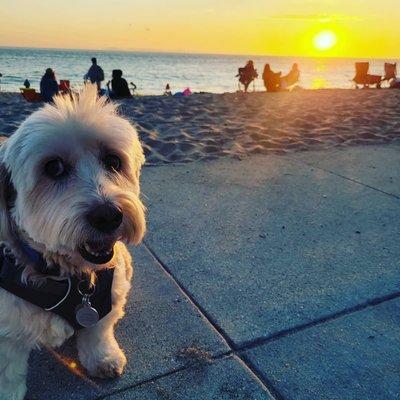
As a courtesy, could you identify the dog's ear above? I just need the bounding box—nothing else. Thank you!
[0,142,17,242]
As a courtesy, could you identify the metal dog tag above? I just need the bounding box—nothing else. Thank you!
[76,278,99,328]
[75,296,99,328]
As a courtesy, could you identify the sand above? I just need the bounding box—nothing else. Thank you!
[1,89,399,165]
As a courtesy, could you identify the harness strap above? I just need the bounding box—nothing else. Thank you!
[0,246,114,330]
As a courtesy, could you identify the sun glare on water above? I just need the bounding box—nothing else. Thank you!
[313,30,337,51]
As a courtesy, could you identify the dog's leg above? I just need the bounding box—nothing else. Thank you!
[77,251,131,379]
[39,315,75,349]
[0,337,30,400]
[76,311,127,379]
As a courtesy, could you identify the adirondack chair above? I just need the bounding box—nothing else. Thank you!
[383,63,397,82]
[353,62,382,88]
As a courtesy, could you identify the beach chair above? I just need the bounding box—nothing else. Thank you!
[59,80,70,92]
[383,63,397,82]
[237,69,257,92]
[353,62,382,88]
[236,61,258,92]
[20,88,42,102]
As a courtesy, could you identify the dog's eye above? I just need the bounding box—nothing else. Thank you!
[103,154,121,172]
[44,158,66,179]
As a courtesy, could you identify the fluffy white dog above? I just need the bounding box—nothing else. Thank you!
[0,86,146,400]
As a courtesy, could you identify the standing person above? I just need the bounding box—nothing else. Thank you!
[23,79,30,88]
[85,57,104,90]
[40,68,59,102]
[237,60,258,92]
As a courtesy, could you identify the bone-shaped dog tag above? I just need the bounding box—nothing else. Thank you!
[75,296,99,328]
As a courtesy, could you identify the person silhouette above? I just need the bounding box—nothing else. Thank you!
[280,63,300,89]
[40,68,59,102]
[262,64,281,92]
[237,60,258,92]
[108,69,132,99]
[164,83,172,95]
[84,57,105,90]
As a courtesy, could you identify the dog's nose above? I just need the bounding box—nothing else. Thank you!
[86,204,123,233]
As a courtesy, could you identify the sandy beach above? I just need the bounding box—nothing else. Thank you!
[1,89,400,165]
[1,89,400,399]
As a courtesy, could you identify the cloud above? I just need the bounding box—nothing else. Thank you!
[200,8,216,15]
[265,13,364,22]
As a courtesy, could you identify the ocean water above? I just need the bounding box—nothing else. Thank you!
[0,47,396,94]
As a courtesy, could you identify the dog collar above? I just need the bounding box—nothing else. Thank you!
[0,244,114,330]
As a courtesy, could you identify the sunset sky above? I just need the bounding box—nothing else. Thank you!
[1,0,399,58]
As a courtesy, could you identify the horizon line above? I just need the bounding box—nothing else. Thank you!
[0,45,398,61]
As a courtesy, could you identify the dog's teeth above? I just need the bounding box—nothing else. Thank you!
[83,242,113,259]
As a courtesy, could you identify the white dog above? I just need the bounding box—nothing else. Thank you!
[0,86,146,400]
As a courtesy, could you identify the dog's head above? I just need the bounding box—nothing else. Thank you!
[0,85,146,270]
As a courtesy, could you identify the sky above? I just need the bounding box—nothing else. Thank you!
[1,0,399,58]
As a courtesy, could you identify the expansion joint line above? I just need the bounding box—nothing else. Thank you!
[142,240,285,400]
[291,155,400,200]
[140,241,400,400]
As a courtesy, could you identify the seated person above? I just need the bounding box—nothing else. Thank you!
[164,83,172,95]
[237,60,258,92]
[280,63,300,89]
[109,69,132,99]
[40,68,59,102]
[262,64,281,92]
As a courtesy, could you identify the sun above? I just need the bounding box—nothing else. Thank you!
[313,30,337,51]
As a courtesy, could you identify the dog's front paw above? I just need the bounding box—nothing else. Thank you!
[91,351,127,379]
[81,346,127,379]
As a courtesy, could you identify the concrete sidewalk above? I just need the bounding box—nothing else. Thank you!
[27,144,400,399]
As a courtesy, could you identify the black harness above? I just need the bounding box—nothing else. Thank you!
[0,244,114,330]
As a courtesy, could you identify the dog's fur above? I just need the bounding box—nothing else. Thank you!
[0,86,146,400]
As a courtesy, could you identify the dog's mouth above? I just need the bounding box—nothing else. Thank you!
[78,239,116,264]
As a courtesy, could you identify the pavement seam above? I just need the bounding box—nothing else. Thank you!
[234,290,400,352]
[94,364,189,400]
[103,282,398,400]
[142,241,282,400]
[143,242,235,349]
[138,241,400,400]
[96,354,277,400]
[104,241,400,399]
[289,156,400,200]
[238,353,286,400]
